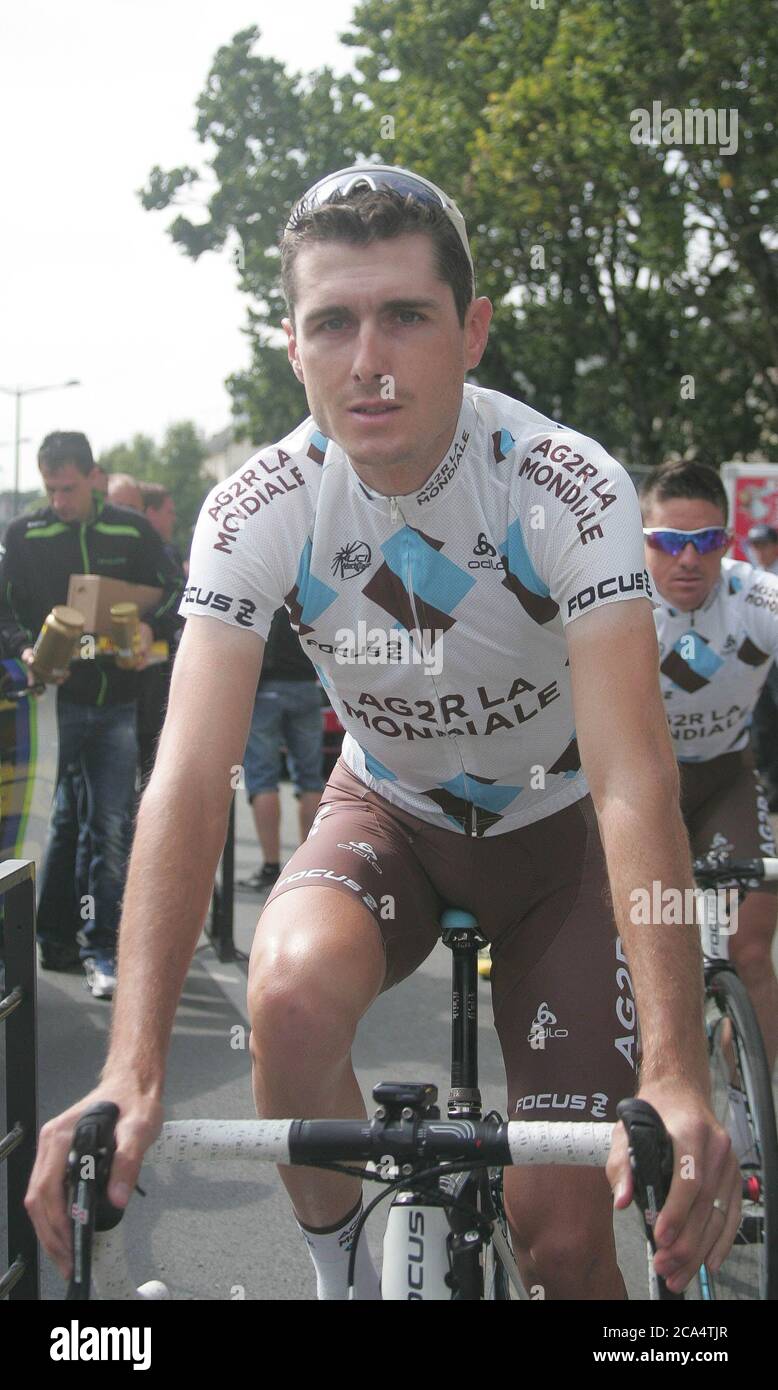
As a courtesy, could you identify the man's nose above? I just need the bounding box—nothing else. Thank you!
[678,542,699,564]
[351,323,388,382]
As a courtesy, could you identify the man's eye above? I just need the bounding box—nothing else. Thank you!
[397,310,423,324]
[321,317,348,331]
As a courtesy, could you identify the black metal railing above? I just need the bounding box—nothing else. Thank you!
[0,859,38,1299]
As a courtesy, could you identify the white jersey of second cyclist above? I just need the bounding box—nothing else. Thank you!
[654,556,778,762]
[181,383,651,835]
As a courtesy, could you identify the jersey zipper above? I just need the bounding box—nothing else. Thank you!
[393,497,478,838]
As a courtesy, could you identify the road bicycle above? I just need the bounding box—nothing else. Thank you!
[691,855,778,1301]
[66,909,678,1302]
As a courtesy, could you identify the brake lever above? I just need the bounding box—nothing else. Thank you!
[617,1097,684,1302]
[65,1102,124,1301]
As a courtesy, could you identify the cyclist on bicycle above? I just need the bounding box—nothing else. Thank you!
[642,461,778,1071]
[26,166,738,1300]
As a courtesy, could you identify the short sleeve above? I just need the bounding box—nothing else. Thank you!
[741,569,778,662]
[180,448,313,640]
[516,432,653,626]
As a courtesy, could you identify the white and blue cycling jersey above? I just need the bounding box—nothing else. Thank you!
[654,557,778,762]
[181,384,650,836]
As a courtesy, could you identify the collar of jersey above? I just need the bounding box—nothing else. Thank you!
[661,574,722,619]
[343,392,477,519]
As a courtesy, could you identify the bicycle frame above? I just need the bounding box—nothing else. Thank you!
[380,910,513,1300]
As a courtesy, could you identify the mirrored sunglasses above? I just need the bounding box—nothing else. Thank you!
[643,527,730,556]
[288,164,474,278]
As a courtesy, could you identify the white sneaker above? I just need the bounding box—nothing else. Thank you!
[83,955,117,999]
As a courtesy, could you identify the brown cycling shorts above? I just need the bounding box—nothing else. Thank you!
[679,747,777,896]
[264,759,638,1122]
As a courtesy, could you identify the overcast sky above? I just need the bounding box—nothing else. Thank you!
[1,0,359,492]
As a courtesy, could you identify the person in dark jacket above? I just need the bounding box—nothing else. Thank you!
[0,431,183,997]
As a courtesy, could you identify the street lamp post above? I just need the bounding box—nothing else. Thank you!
[0,380,81,515]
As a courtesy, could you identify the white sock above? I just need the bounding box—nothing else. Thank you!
[297,1199,382,1300]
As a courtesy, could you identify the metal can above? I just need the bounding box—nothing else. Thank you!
[110,602,141,669]
[31,605,85,683]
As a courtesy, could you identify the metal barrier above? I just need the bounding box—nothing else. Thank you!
[208,798,235,962]
[0,859,38,1299]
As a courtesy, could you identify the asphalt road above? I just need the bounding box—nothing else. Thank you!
[4,784,777,1301]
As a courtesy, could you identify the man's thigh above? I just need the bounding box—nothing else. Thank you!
[54,701,88,781]
[491,796,637,1126]
[261,760,443,990]
[249,884,387,1029]
[682,750,777,868]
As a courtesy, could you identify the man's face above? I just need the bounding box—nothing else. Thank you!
[752,540,778,570]
[147,495,176,543]
[643,496,729,611]
[283,232,491,493]
[40,462,98,522]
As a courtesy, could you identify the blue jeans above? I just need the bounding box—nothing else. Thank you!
[37,701,138,959]
[243,680,324,797]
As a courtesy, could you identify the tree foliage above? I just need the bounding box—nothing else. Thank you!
[140,1,778,468]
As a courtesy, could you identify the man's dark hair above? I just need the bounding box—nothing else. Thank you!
[141,481,171,511]
[38,431,94,476]
[639,460,729,523]
[281,188,474,328]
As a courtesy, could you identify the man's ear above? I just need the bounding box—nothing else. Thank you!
[282,317,305,383]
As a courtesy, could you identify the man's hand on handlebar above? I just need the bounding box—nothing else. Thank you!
[24,1078,163,1280]
[607,1078,740,1293]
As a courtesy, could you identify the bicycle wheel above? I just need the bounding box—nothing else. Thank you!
[480,1172,527,1301]
[702,969,778,1300]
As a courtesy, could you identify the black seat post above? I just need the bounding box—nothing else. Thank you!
[440,909,485,1119]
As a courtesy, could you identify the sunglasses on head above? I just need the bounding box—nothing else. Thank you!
[643,527,730,556]
[288,164,475,281]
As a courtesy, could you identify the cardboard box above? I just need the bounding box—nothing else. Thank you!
[66,574,163,636]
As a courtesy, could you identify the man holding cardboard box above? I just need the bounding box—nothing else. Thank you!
[0,431,184,997]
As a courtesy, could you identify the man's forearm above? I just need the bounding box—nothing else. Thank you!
[101,774,231,1094]
[597,788,710,1096]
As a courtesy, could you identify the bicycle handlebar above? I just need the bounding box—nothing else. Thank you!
[65,1103,677,1300]
[693,855,778,886]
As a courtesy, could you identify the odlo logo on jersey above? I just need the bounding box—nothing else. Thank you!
[528,1001,569,1046]
[336,841,383,874]
[469,533,503,570]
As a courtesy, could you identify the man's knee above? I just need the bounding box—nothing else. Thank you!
[504,1171,614,1273]
[731,897,777,981]
[247,888,385,1060]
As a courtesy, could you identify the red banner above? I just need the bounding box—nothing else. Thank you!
[730,472,778,560]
